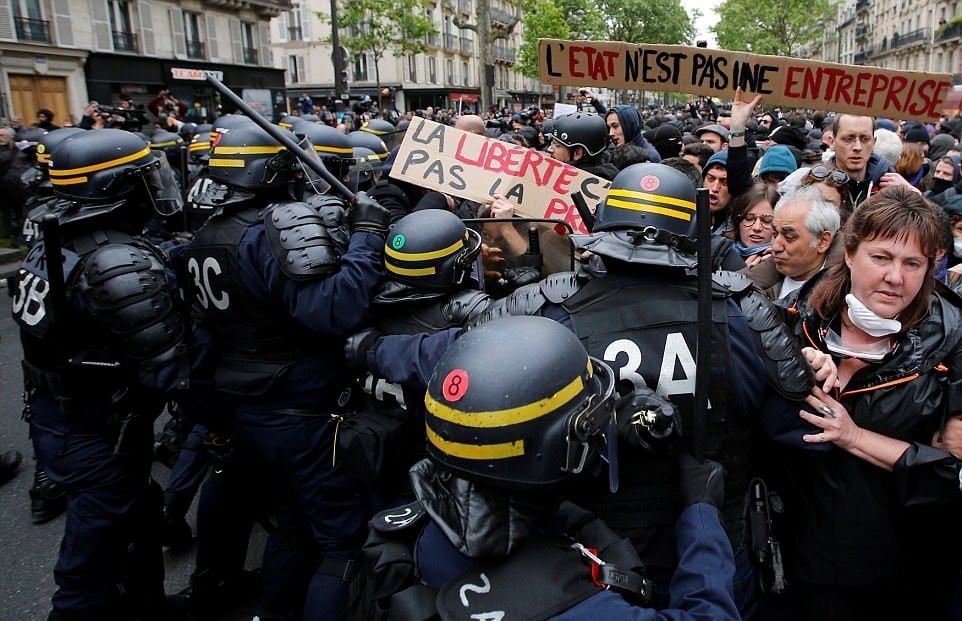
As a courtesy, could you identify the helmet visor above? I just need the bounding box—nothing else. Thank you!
[295,135,332,196]
[141,152,184,217]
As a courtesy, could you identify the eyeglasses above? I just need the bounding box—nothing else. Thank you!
[836,134,875,146]
[807,165,850,187]
[741,213,774,227]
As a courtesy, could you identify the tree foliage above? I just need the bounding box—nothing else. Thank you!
[325,0,437,95]
[714,0,832,56]
[600,0,695,45]
[517,0,571,78]
[518,0,692,79]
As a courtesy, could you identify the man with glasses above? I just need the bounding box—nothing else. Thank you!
[830,114,913,208]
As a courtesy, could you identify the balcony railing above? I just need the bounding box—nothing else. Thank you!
[14,17,51,43]
[937,22,962,43]
[287,26,302,40]
[458,0,472,13]
[492,44,515,62]
[491,8,515,26]
[426,33,439,47]
[243,47,258,64]
[891,28,929,49]
[186,39,206,59]
[444,33,458,49]
[460,36,472,54]
[112,30,138,52]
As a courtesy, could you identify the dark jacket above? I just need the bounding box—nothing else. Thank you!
[773,274,962,608]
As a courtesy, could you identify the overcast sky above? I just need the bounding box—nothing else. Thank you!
[682,0,720,46]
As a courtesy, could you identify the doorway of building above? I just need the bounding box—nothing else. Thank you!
[9,74,69,126]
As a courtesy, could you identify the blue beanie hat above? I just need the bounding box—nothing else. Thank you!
[703,149,729,175]
[759,145,798,177]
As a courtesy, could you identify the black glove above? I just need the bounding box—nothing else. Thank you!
[614,386,681,452]
[344,328,383,371]
[348,191,391,237]
[678,453,725,509]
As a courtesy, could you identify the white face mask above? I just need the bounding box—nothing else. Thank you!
[953,238,962,257]
[845,293,902,337]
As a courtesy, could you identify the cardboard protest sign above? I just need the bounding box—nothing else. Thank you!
[389,117,610,234]
[538,39,954,121]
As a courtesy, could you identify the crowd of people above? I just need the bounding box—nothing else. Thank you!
[4,84,962,621]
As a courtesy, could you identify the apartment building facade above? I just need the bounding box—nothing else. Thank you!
[0,0,288,125]
[810,0,962,84]
[271,0,551,115]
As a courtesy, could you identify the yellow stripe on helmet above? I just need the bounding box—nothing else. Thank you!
[384,238,463,262]
[606,198,692,222]
[314,144,354,156]
[208,158,246,168]
[213,146,286,155]
[425,371,585,428]
[385,263,437,277]
[425,426,525,460]
[608,188,695,211]
[49,147,151,177]
[51,175,88,186]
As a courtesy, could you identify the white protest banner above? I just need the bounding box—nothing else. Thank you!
[552,102,577,117]
[389,117,610,234]
[539,39,954,121]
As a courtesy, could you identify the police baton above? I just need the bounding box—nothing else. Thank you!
[693,187,711,461]
[41,215,66,339]
[178,142,190,231]
[204,74,357,204]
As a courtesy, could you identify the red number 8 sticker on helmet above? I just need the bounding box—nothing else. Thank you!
[442,369,469,402]
[640,175,660,192]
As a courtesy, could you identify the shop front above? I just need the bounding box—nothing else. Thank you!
[85,53,286,124]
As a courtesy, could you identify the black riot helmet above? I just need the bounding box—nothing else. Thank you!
[348,130,389,162]
[278,115,310,132]
[294,122,354,180]
[188,131,212,164]
[179,122,199,142]
[384,209,482,291]
[572,163,698,268]
[210,114,255,143]
[424,316,616,490]
[208,122,296,193]
[148,129,185,170]
[25,127,84,189]
[48,128,183,225]
[358,118,405,150]
[552,112,608,157]
[349,146,381,192]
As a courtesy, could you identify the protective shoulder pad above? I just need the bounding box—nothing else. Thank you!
[464,281,550,329]
[441,289,492,326]
[738,288,814,400]
[539,271,582,304]
[264,201,340,281]
[79,243,185,369]
[712,269,753,296]
[371,501,427,534]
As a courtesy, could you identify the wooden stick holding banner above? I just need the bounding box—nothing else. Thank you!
[538,39,954,121]
[389,117,610,234]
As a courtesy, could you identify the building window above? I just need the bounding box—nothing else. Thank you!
[407,55,418,82]
[183,11,205,59]
[12,0,50,43]
[462,61,469,86]
[446,59,454,84]
[242,22,258,64]
[354,54,369,81]
[428,57,437,83]
[288,7,303,40]
[288,55,304,83]
[108,0,137,51]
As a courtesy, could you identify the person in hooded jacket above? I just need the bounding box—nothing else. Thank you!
[606,105,661,162]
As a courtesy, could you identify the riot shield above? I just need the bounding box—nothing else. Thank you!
[464,217,575,277]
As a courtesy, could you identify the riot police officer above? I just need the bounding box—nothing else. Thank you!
[183,121,390,620]
[342,209,487,499]
[350,316,739,620]
[355,163,825,616]
[11,128,191,621]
